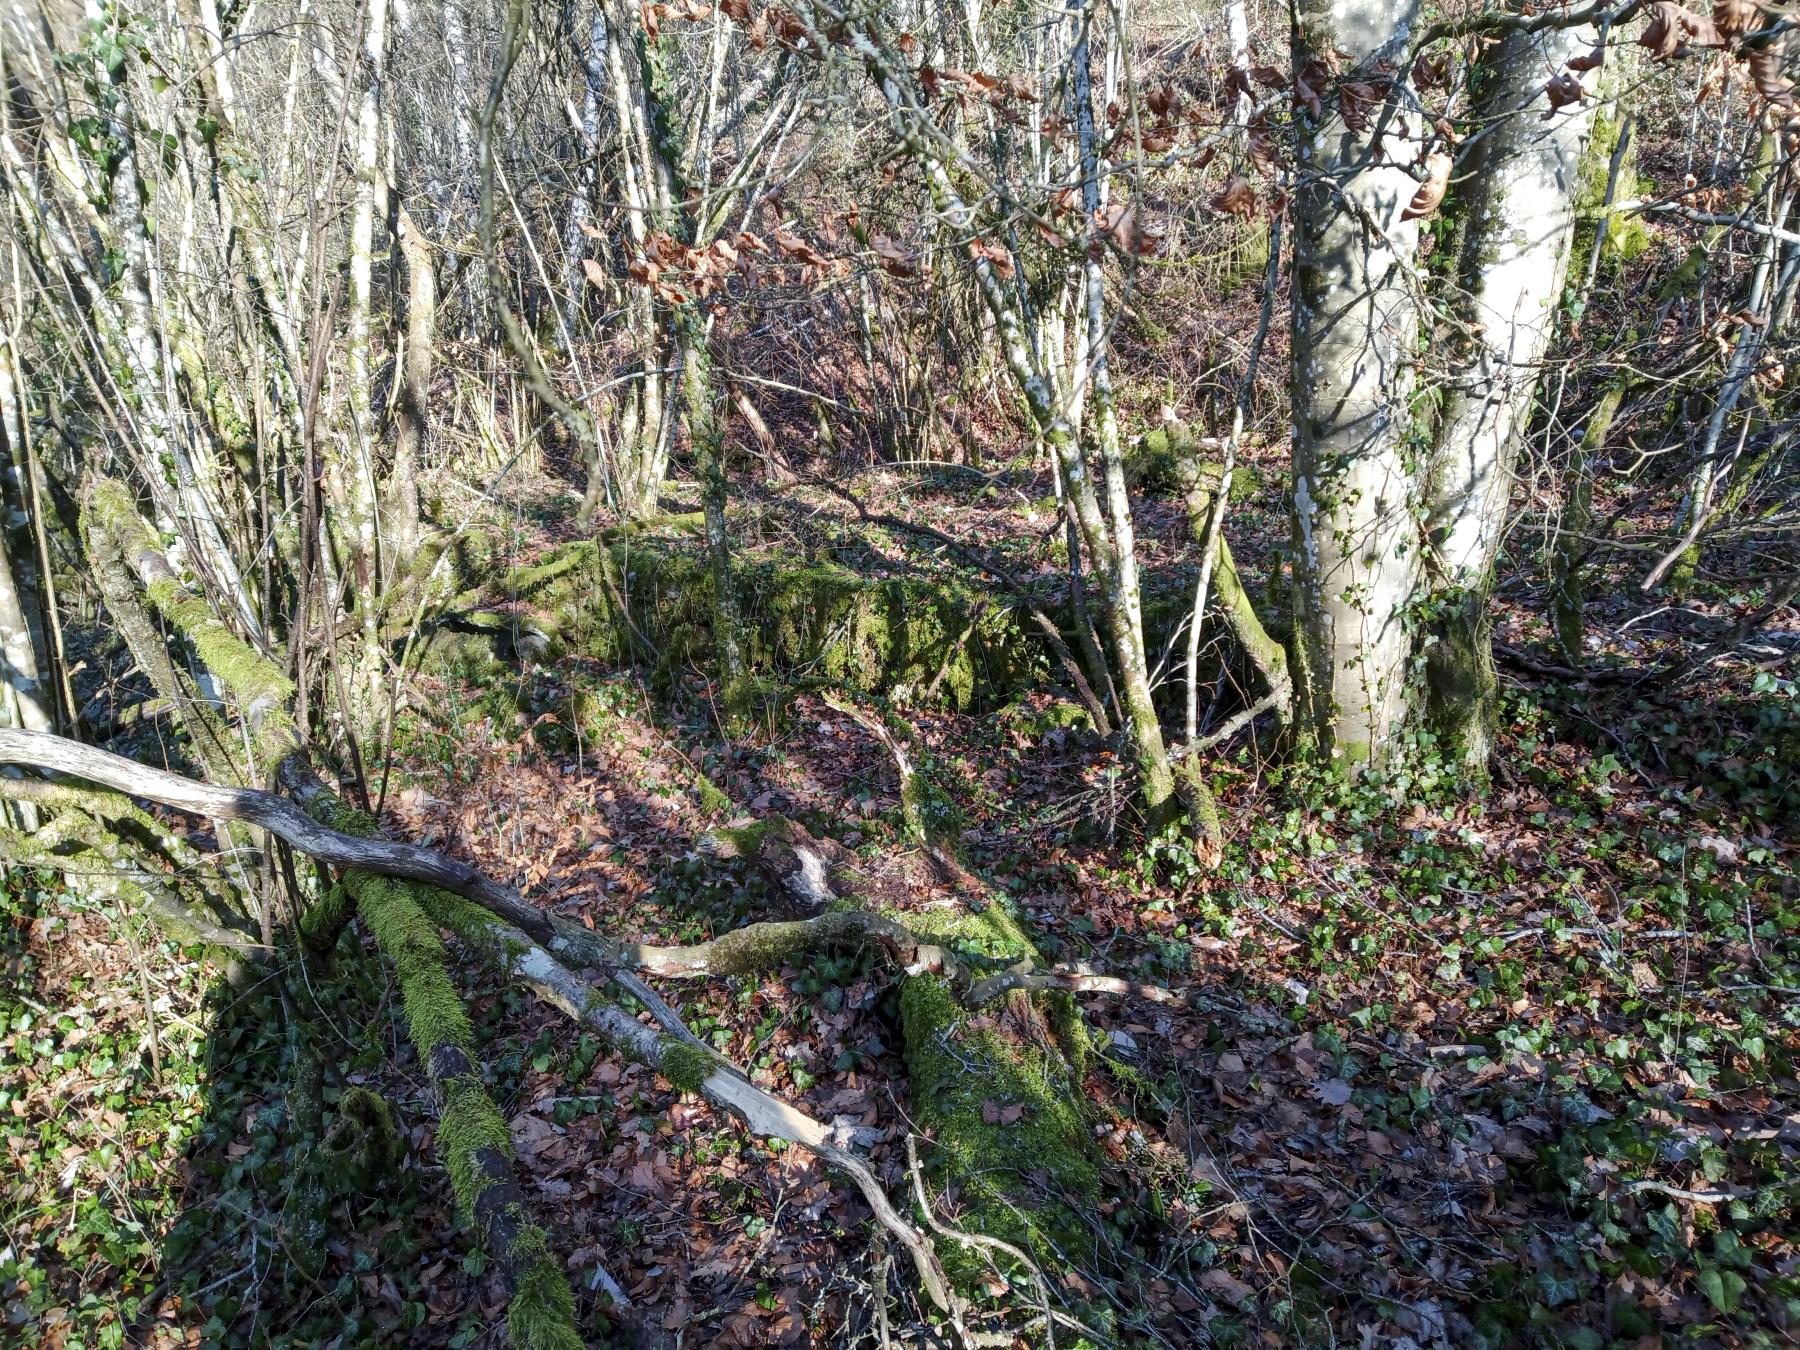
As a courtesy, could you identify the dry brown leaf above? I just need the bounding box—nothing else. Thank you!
[1400,151,1454,221]
[1198,1267,1257,1307]
[1638,1,1726,58]
[580,258,606,289]
[1338,78,1384,132]
[1210,174,1257,217]
[868,233,914,277]
[1411,51,1449,89]
[1566,43,1607,73]
[1714,0,1760,35]
[1544,70,1588,115]
[1748,49,1796,107]
[967,238,1016,277]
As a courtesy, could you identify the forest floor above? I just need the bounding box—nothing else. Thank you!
[3,457,1798,1350]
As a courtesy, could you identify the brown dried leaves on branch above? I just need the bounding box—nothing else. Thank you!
[1637,2,1727,59]
[1209,175,1257,218]
[967,238,1016,278]
[1748,50,1797,107]
[1094,201,1163,256]
[1713,0,1761,38]
[1544,71,1588,116]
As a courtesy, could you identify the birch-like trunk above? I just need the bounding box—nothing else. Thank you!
[1422,21,1602,768]
[1068,4,1183,834]
[344,0,391,625]
[1288,0,1424,766]
[0,314,56,743]
[389,204,433,556]
[562,10,611,333]
[0,343,51,742]
[835,8,1210,843]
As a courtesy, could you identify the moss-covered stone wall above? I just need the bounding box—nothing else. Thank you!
[503,540,1045,711]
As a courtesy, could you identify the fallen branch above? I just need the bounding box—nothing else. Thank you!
[427,893,957,1312]
[1173,683,1290,760]
[1617,1178,1748,1204]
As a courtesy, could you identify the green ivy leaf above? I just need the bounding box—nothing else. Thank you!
[1696,1266,1745,1314]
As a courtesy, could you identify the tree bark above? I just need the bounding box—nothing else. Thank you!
[1422,20,1603,771]
[1287,0,1425,766]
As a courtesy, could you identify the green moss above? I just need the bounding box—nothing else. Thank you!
[999,698,1094,740]
[295,794,580,1341]
[519,542,1042,712]
[87,478,299,770]
[321,1086,400,1193]
[437,1074,514,1212]
[901,900,1035,965]
[692,772,731,816]
[354,873,472,1062]
[1578,107,1651,266]
[897,973,1099,1271]
[657,1041,723,1094]
[506,1226,585,1350]
[299,882,354,952]
[703,820,771,859]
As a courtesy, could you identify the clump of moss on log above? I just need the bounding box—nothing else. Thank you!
[896,906,1101,1277]
[86,478,301,771]
[657,1041,725,1094]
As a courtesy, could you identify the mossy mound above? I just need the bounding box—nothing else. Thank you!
[501,541,1044,711]
[1128,429,1261,501]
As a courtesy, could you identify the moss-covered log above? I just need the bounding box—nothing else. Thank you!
[700,811,1108,1285]
[297,797,583,1350]
[415,890,957,1312]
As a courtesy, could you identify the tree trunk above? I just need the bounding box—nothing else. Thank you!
[1422,20,1602,771]
[1067,3,1191,840]
[1287,0,1426,767]
[344,0,392,652]
[0,336,53,746]
[390,204,434,556]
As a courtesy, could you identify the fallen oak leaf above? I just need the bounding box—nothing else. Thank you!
[1198,1266,1257,1307]
[1313,1077,1353,1106]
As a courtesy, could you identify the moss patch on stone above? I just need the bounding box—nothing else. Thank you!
[295,795,581,1347]
[507,541,1042,712]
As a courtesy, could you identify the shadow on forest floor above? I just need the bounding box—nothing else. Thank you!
[6,514,1800,1346]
